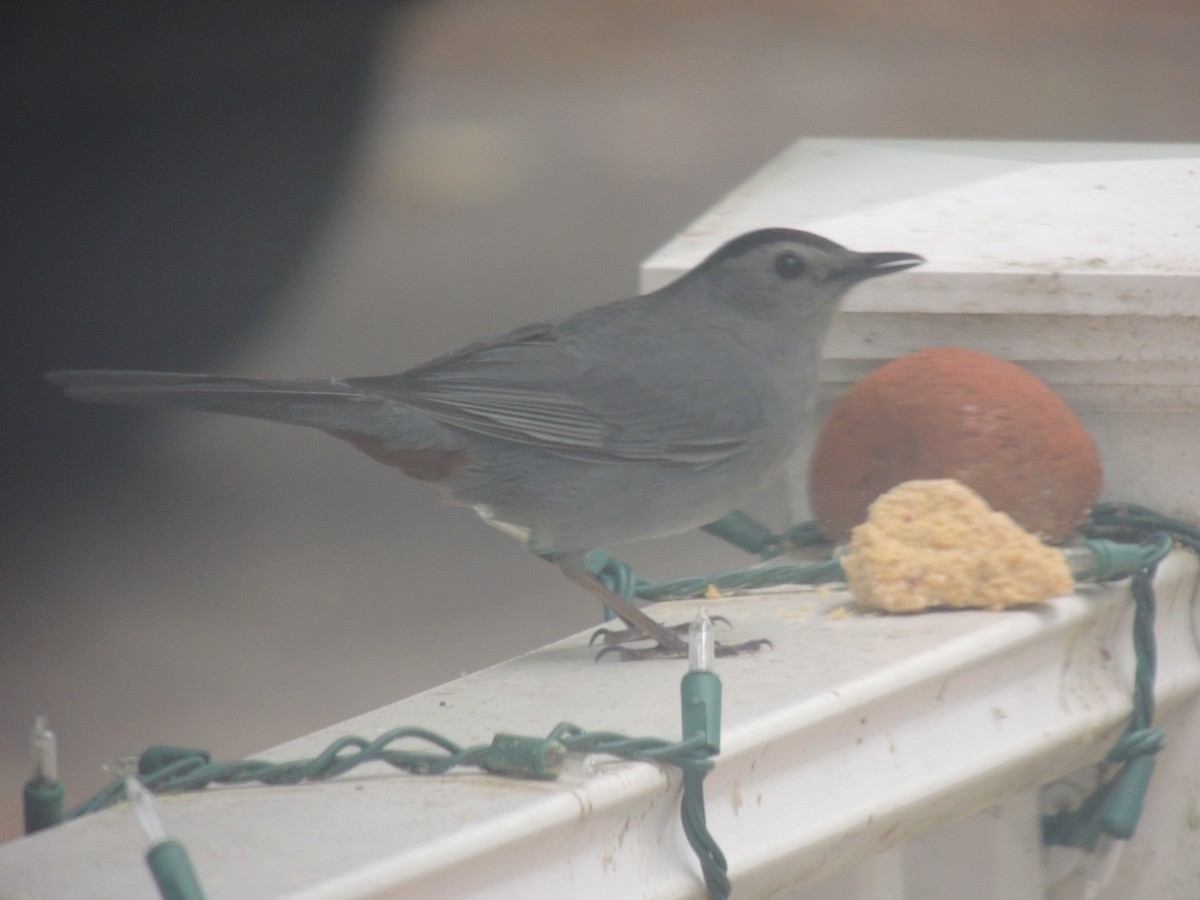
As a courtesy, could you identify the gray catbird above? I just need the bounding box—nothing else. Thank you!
[48,228,922,658]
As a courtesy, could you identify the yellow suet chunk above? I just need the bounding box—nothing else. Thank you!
[842,479,1074,613]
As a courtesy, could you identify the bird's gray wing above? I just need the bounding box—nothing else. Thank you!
[346,323,759,465]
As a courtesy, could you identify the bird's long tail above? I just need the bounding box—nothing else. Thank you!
[46,370,380,431]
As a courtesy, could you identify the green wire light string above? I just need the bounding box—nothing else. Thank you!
[67,727,709,814]
[583,518,841,605]
[1040,504,1195,850]
[62,723,729,899]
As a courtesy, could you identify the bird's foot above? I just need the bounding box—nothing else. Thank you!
[554,552,766,662]
[588,615,732,647]
[594,632,771,662]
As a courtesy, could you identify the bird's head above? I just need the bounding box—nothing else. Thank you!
[686,227,923,326]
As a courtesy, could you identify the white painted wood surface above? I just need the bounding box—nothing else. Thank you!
[0,552,1197,898]
[642,139,1200,521]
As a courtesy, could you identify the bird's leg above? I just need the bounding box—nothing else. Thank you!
[555,552,691,660]
[554,552,771,661]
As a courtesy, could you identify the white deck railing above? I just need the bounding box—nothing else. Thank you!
[1,550,1196,899]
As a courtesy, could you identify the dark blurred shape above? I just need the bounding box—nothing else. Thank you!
[0,4,408,521]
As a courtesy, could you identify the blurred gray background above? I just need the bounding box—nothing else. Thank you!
[3,0,1198,841]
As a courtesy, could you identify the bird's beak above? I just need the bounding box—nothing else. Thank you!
[843,251,925,281]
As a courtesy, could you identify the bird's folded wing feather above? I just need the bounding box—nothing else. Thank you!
[347,323,757,465]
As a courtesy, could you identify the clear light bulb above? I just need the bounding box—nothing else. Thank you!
[688,607,715,672]
[1082,834,1124,900]
[1062,545,1099,578]
[125,776,167,844]
[30,716,58,783]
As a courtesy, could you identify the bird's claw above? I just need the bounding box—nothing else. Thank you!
[588,614,731,647]
[714,638,773,657]
[589,621,685,646]
[593,634,771,662]
[594,640,686,662]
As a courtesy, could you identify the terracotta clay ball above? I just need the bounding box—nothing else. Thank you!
[808,347,1102,544]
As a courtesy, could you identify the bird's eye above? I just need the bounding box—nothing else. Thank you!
[774,251,806,281]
